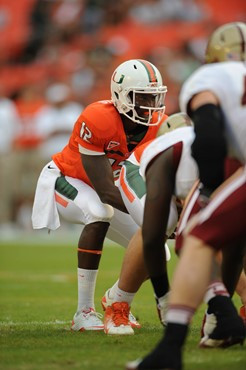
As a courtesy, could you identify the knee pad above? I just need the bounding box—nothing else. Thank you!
[56,196,114,225]
[86,201,114,224]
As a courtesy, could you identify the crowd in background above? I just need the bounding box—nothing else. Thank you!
[0,0,245,233]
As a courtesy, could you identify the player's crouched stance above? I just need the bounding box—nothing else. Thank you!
[175,179,246,349]
[126,170,246,367]
[126,21,246,370]
[32,58,168,334]
[101,113,192,335]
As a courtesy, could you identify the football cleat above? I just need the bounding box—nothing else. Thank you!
[104,302,134,335]
[125,358,142,369]
[199,311,245,348]
[71,306,104,331]
[200,311,217,339]
[101,289,141,328]
[239,305,246,325]
[155,292,169,326]
[129,311,141,329]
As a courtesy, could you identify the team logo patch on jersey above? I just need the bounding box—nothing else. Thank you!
[107,141,120,149]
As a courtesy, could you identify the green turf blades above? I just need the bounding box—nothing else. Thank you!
[0,241,245,370]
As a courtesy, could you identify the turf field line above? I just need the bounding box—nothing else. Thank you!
[0,320,71,327]
[0,273,72,282]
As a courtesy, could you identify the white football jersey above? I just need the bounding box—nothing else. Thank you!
[180,61,246,163]
[140,127,198,199]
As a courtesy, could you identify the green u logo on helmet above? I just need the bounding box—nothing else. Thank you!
[112,71,125,84]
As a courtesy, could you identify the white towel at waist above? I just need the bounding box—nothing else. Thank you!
[32,160,61,230]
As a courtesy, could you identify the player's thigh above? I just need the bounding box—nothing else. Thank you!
[55,176,114,225]
[188,167,246,250]
[107,208,139,248]
[175,181,201,254]
[120,190,145,227]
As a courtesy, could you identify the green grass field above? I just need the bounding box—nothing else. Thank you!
[0,238,245,370]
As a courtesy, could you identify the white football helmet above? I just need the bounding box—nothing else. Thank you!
[157,112,193,137]
[205,22,246,63]
[111,59,167,126]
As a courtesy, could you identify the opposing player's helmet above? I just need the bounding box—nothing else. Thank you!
[157,112,193,137]
[111,59,167,126]
[205,22,246,63]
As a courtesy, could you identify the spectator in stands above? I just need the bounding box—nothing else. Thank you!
[12,85,45,229]
[129,0,207,24]
[35,82,83,161]
[0,85,22,231]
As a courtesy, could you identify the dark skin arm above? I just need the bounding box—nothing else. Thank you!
[81,153,128,213]
[142,147,176,277]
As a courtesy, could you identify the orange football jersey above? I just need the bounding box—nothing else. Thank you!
[132,140,154,164]
[53,100,167,187]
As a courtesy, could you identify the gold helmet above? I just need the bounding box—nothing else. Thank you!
[205,22,246,63]
[157,112,193,137]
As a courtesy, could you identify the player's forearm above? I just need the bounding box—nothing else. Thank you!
[98,187,128,213]
[142,194,170,276]
[143,238,167,276]
[81,153,128,212]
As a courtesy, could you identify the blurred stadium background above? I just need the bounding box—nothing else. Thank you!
[0,0,245,241]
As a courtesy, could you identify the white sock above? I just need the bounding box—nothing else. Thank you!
[166,305,195,325]
[110,282,135,305]
[77,268,98,312]
[203,281,229,304]
[107,280,119,299]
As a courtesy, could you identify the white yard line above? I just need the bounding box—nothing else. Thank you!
[0,320,71,327]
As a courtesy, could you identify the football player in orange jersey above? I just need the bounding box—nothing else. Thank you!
[32,59,167,333]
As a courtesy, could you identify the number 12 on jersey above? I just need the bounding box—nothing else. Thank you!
[80,122,92,142]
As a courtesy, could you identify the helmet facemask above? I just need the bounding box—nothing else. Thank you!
[122,86,167,126]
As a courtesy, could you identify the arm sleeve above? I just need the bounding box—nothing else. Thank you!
[190,103,227,191]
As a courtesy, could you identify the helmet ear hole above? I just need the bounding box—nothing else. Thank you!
[114,92,119,100]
